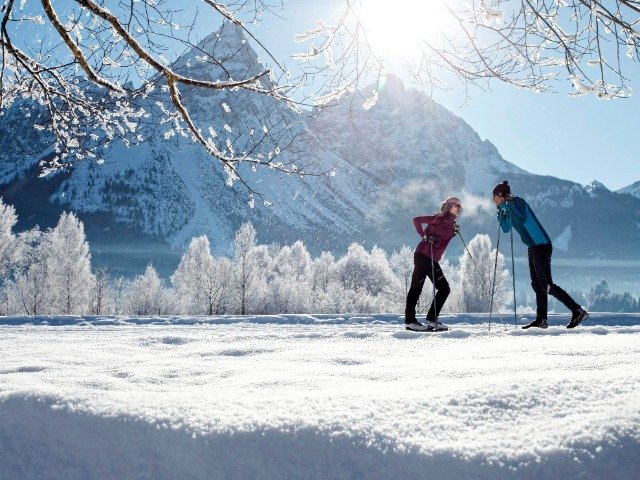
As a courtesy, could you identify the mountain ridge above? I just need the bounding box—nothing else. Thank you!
[1,22,639,276]
[618,180,640,199]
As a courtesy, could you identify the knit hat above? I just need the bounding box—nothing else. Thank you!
[440,196,461,213]
[492,180,511,197]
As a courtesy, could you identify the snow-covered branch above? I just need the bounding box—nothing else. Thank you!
[293,0,640,108]
[1,0,320,193]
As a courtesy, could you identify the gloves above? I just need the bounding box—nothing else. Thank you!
[453,224,460,235]
[422,235,436,245]
[496,207,507,220]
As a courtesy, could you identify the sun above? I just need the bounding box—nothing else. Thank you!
[356,0,453,60]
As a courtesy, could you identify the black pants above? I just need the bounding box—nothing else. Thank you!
[528,244,580,319]
[405,252,450,323]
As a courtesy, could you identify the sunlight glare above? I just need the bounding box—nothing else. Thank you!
[357,0,452,59]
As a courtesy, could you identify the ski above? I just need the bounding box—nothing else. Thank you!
[405,325,449,332]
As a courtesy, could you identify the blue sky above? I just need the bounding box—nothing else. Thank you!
[251,1,639,191]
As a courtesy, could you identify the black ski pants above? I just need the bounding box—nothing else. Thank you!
[405,252,450,323]
[528,243,580,319]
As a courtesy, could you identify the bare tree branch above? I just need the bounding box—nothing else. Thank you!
[1,0,325,194]
[292,0,640,106]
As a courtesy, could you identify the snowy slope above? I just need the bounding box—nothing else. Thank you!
[1,313,640,480]
[618,180,640,199]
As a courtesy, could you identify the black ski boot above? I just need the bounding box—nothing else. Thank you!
[427,320,449,331]
[522,318,548,329]
[406,321,430,332]
[567,308,589,329]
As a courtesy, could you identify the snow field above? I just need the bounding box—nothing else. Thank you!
[1,314,639,479]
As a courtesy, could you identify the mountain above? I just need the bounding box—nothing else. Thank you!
[618,181,640,199]
[277,74,528,250]
[2,22,640,277]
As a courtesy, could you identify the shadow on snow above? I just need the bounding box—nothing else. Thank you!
[0,395,638,480]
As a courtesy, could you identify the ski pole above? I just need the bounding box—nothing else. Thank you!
[430,239,437,327]
[489,221,506,331]
[509,212,518,328]
[457,230,476,265]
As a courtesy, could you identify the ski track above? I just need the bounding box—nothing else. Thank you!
[1,313,639,480]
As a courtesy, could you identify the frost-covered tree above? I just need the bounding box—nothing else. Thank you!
[46,212,94,314]
[2,208,95,315]
[127,264,169,315]
[171,235,231,315]
[308,251,337,312]
[323,280,348,314]
[0,286,7,315]
[264,241,313,313]
[311,251,335,292]
[296,1,640,107]
[275,241,312,279]
[437,258,462,315]
[5,229,48,315]
[333,243,399,312]
[247,244,274,313]
[91,265,115,315]
[335,244,397,297]
[232,222,259,314]
[457,234,510,313]
[389,246,414,298]
[0,198,19,283]
[111,276,132,316]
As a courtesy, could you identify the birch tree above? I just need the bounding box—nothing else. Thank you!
[232,222,258,314]
[457,233,510,313]
[0,197,18,283]
[47,211,94,314]
[389,245,413,298]
[91,265,115,315]
[5,229,48,315]
[127,263,168,315]
[171,235,231,315]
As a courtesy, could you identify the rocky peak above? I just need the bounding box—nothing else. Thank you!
[617,180,640,199]
[175,20,263,81]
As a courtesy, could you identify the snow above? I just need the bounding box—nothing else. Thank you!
[618,180,640,199]
[479,0,505,26]
[584,180,609,198]
[2,313,639,479]
[164,142,230,247]
[553,224,572,252]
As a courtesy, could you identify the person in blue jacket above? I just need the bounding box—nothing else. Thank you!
[492,181,589,329]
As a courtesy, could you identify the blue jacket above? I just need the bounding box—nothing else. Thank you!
[497,196,551,247]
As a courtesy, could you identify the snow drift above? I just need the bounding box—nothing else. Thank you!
[1,313,639,479]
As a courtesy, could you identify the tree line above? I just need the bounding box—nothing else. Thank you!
[3,197,638,317]
[0,198,515,316]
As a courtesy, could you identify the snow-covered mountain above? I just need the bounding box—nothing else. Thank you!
[2,22,640,275]
[618,181,640,199]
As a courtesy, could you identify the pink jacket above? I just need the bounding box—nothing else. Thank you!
[413,212,457,262]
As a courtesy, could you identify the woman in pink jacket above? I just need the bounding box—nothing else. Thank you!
[405,197,462,331]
